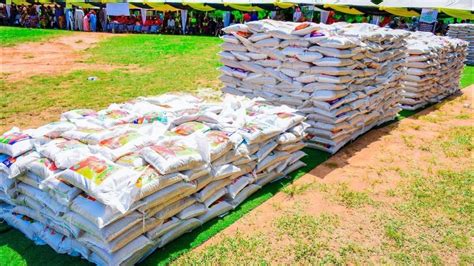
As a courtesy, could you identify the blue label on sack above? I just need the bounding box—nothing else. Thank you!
[0,154,15,168]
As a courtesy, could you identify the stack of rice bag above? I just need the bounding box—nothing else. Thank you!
[219,20,407,153]
[447,23,474,65]
[400,31,468,110]
[0,94,308,265]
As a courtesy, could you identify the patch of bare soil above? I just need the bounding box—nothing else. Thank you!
[181,85,474,264]
[0,32,115,81]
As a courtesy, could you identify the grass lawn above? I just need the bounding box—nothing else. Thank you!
[1,34,222,128]
[1,31,473,265]
[0,26,69,47]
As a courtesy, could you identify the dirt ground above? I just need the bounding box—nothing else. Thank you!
[175,85,474,264]
[1,32,114,81]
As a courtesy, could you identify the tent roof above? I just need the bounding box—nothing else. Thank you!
[380,0,473,11]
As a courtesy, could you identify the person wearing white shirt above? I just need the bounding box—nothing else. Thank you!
[74,8,84,31]
[167,17,175,33]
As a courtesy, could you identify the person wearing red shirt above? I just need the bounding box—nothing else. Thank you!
[243,12,251,22]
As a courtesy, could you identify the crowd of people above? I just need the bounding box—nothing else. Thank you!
[0,3,469,36]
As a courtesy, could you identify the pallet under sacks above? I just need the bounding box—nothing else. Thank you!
[400,31,468,110]
[0,94,308,265]
[219,20,407,154]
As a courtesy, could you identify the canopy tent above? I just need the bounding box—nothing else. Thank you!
[5,0,473,19]
[380,0,474,19]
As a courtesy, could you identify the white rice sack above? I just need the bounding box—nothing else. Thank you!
[183,165,211,182]
[309,46,360,58]
[296,51,323,62]
[0,151,39,179]
[256,140,278,163]
[61,109,98,121]
[177,203,207,220]
[70,194,141,228]
[221,42,247,52]
[63,211,141,243]
[254,38,280,47]
[226,175,252,199]
[248,33,271,42]
[291,22,320,35]
[39,175,82,206]
[59,155,140,213]
[211,164,241,181]
[146,217,181,241]
[256,151,291,172]
[26,157,60,179]
[167,121,210,137]
[277,132,303,145]
[18,173,42,189]
[25,121,77,140]
[0,175,15,196]
[158,218,202,248]
[228,184,261,208]
[0,127,34,157]
[283,160,307,175]
[2,212,46,244]
[281,46,306,57]
[237,121,280,145]
[219,51,236,60]
[222,24,249,34]
[281,39,310,48]
[193,174,213,192]
[312,89,350,101]
[310,66,353,76]
[61,123,126,145]
[140,135,209,175]
[230,51,251,61]
[198,201,233,224]
[135,165,186,199]
[206,130,242,162]
[16,183,68,216]
[313,36,357,49]
[87,235,153,266]
[140,181,196,211]
[195,178,233,202]
[203,187,226,208]
[313,57,355,67]
[90,131,153,161]
[245,52,268,60]
[268,30,298,40]
[151,196,196,220]
[115,153,147,168]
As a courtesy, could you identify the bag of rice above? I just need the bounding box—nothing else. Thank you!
[90,131,153,161]
[0,128,34,157]
[37,138,91,169]
[0,151,39,179]
[61,109,98,121]
[158,218,202,248]
[198,201,233,224]
[140,135,209,175]
[59,155,141,213]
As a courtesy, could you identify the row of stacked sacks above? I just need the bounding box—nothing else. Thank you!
[447,24,474,65]
[219,20,407,153]
[400,31,468,110]
[0,94,308,265]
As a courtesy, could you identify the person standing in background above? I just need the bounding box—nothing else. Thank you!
[83,12,90,31]
[293,7,302,22]
[55,4,64,29]
[89,10,96,32]
[66,8,73,30]
[74,7,84,30]
[98,7,107,32]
